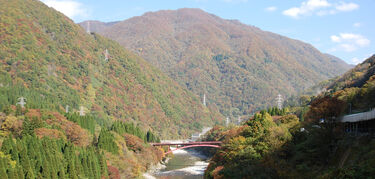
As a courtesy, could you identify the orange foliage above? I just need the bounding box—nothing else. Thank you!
[222,126,245,142]
[22,110,91,146]
[123,133,144,152]
[305,96,345,122]
[25,109,41,119]
[107,165,120,179]
[0,114,23,136]
[45,112,91,147]
[35,128,65,139]
[151,147,164,161]
[212,165,224,179]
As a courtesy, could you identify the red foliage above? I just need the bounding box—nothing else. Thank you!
[25,109,42,119]
[150,146,164,161]
[46,112,91,147]
[123,133,144,152]
[222,126,245,142]
[91,104,102,112]
[212,165,224,179]
[305,96,346,122]
[107,165,120,179]
[35,128,64,139]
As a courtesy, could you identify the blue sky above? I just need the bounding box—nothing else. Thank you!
[40,0,374,65]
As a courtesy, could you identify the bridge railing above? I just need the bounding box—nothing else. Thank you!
[341,109,375,123]
[150,141,222,146]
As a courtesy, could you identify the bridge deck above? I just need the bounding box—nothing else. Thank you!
[150,141,222,146]
[341,109,375,123]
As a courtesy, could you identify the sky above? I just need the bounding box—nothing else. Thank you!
[40,0,374,65]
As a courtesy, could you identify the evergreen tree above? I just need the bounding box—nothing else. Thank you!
[25,166,35,179]
[0,160,8,179]
[97,129,118,154]
[99,152,108,177]
[8,166,17,179]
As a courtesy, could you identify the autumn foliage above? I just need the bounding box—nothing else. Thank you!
[305,96,345,122]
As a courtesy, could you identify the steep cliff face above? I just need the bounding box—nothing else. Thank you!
[0,0,223,138]
[80,8,351,116]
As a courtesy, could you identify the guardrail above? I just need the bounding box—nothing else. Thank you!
[341,109,375,123]
[150,141,222,146]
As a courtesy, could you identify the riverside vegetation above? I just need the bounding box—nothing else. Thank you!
[203,55,375,178]
[0,0,373,178]
[0,0,224,178]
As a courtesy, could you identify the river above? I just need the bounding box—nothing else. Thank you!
[149,148,209,179]
[144,128,212,179]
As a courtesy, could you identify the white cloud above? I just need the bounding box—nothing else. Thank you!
[283,0,359,18]
[351,57,362,64]
[283,8,300,18]
[330,35,341,42]
[335,2,359,11]
[350,55,372,64]
[265,6,277,12]
[316,9,336,16]
[353,22,361,27]
[283,0,331,18]
[41,0,89,19]
[330,33,370,52]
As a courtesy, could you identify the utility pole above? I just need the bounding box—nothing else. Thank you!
[237,116,241,125]
[65,105,69,113]
[276,94,283,110]
[226,117,230,127]
[79,106,85,116]
[203,94,206,106]
[86,21,90,34]
[16,97,26,108]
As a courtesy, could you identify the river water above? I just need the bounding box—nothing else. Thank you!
[144,128,212,179]
[146,148,209,179]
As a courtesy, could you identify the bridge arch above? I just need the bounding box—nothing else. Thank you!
[165,144,220,154]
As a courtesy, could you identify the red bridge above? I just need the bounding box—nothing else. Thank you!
[150,141,222,154]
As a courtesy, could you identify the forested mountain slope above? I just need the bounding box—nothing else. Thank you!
[0,0,223,138]
[308,54,375,116]
[80,8,351,116]
[327,55,375,91]
[203,55,375,178]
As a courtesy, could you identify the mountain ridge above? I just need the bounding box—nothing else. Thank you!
[80,8,352,116]
[0,0,223,139]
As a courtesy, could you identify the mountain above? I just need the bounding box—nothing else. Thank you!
[320,54,375,113]
[80,8,352,117]
[0,0,223,138]
[202,55,375,179]
[327,55,375,91]
[300,54,375,117]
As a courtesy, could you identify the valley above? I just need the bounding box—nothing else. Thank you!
[0,0,374,178]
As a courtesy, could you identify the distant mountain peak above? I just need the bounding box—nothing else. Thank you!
[80,8,351,115]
